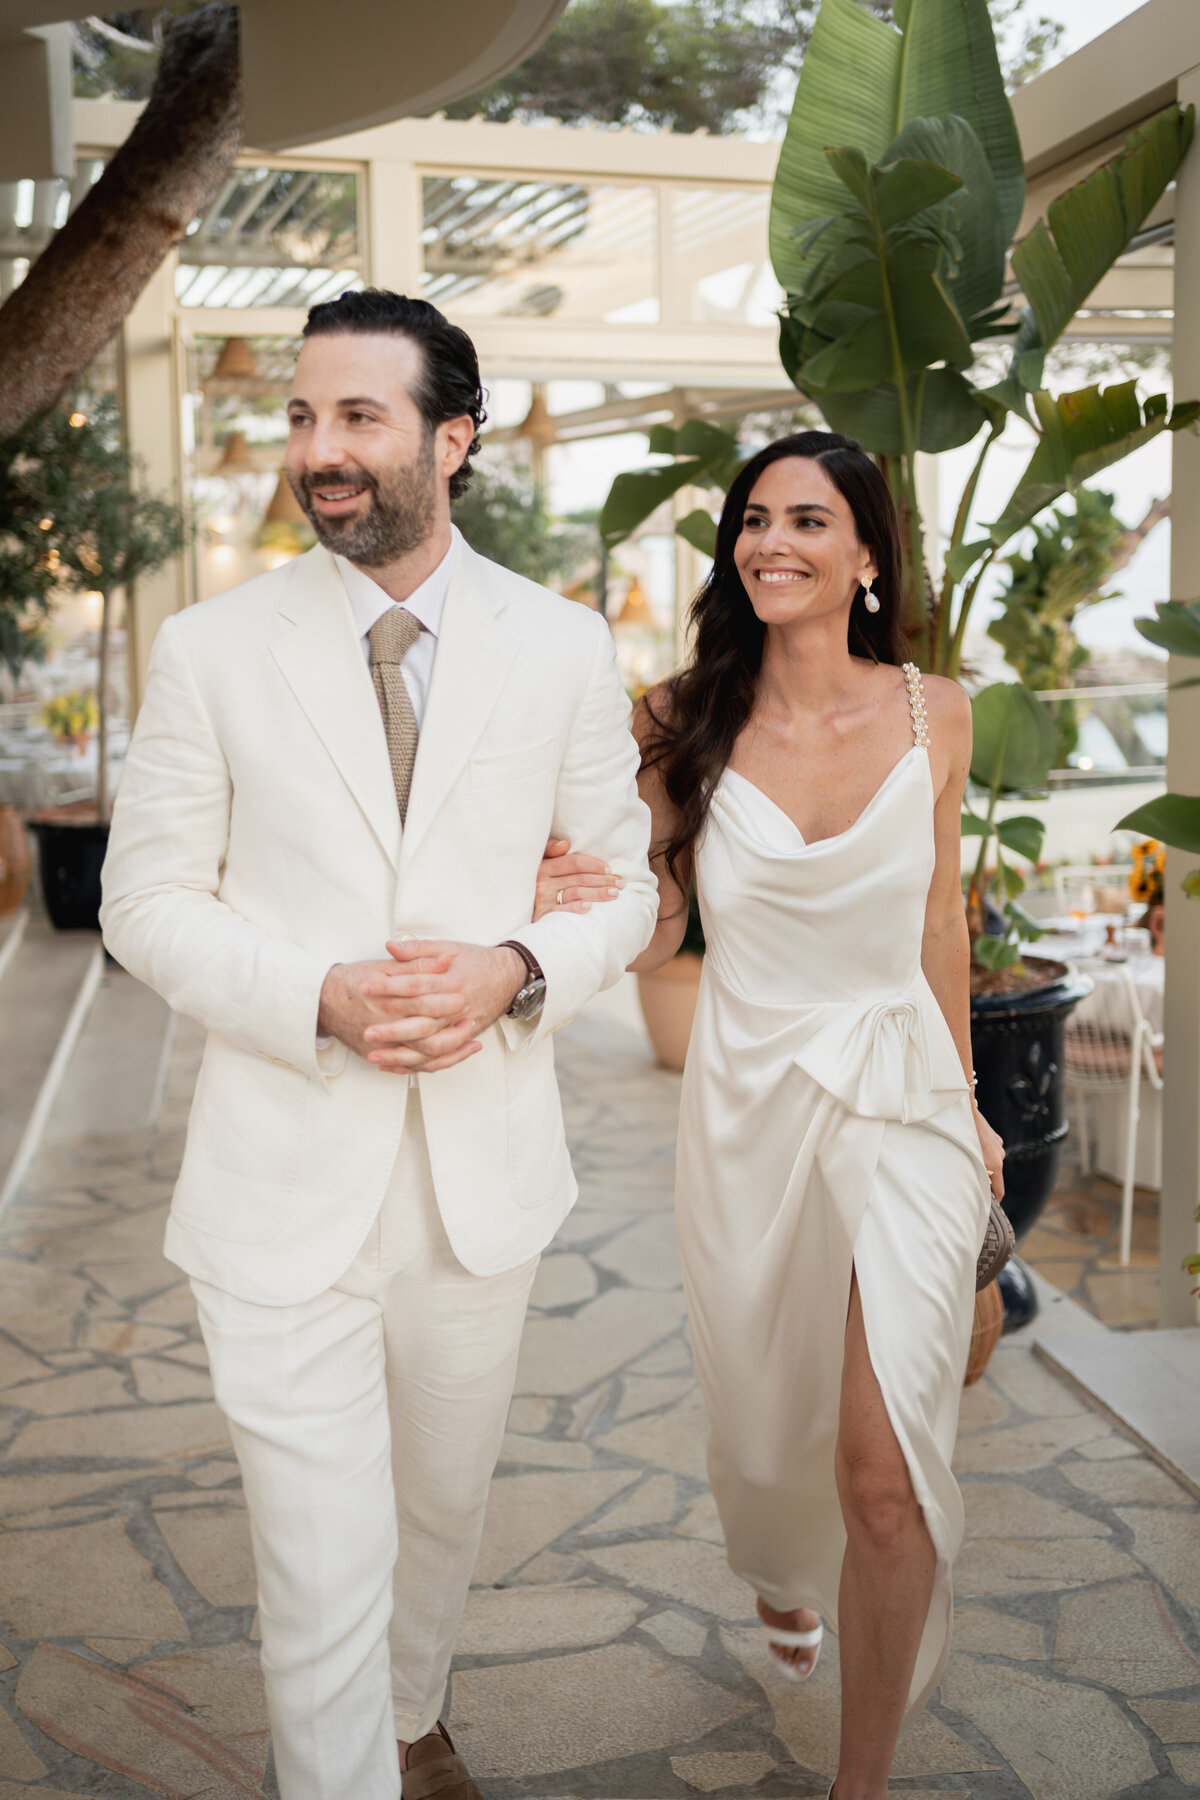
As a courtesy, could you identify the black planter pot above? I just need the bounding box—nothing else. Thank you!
[29,814,109,931]
[997,1258,1040,1335]
[970,956,1093,1244]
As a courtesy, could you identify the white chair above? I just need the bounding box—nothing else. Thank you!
[1053,864,1134,917]
[1063,957,1163,1265]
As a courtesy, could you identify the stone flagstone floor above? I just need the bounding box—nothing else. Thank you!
[1,970,1199,1797]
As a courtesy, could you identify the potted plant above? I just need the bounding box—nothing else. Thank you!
[636,883,705,1071]
[10,398,186,928]
[1113,599,1200,1290]
[962,681,1093,1295]
[0,426,61,917]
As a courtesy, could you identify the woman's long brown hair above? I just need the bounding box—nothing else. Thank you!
[641,430,908,895]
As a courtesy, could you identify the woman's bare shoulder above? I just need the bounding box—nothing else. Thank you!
[919,672,971,732]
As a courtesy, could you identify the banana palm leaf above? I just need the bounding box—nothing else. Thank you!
[770,0,1023,295]
[1011,103,1194,360]
[811,368,988,455]
[598,421,747,549]
[675,508,718,558]
[987,383,1200,548]
[1117,793,1200,855]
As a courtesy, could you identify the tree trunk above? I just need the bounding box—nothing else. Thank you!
[96,587,113,823]
[1110,495,1171,577]
[0,4,242,440]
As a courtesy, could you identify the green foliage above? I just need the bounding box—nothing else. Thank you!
[73,5,210,99]
[453,458,592,590]
[5,397,187,816]
[985,383,1198,549]
[598,421,750,552]
[964,683,1052,963]
[969,680,1055,793]
[1135,595,1200,659]
[1116,600,1200,876]
[18,400,187,599]
[1118,793,1200,857]
[988,487,1125,734]
[0,431,59,684]
[445,0,808,134]
[1005,105,1194,380]
[440,0,1058,136]
[768,0,1197,674]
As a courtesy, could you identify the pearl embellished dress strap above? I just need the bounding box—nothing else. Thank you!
[675,659,990,1717]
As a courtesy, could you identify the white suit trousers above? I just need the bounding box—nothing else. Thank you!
[191,1089,539,1800]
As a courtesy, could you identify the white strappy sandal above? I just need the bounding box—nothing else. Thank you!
[759,1613,824,1682]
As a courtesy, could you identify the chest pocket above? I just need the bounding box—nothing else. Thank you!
[467,737,557,790]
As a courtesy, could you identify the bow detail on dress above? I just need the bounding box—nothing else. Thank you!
[791,988,966,1124]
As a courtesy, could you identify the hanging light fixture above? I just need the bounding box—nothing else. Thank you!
[516,389,558,448]
[263,471,307,524]
[216,430,258,473]
[205,337,271,395]
[615,577,652,626]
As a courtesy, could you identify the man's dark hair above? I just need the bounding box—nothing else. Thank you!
[302,290,487,500]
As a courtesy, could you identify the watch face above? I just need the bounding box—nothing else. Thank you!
[511,977,547,1021]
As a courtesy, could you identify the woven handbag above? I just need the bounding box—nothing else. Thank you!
[976,1197,1015,1291]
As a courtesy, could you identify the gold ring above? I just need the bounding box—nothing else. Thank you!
[985,1166,995,1177]
[555,889,565,906]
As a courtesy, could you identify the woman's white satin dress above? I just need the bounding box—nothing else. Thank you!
[676,681,991,1714]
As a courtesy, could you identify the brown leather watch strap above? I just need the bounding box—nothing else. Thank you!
[499,939,543,984]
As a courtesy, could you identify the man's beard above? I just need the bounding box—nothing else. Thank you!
[289,442,437,567]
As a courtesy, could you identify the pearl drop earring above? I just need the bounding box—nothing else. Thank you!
[863,581,880,614]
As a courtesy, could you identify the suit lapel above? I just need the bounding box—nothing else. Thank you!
[400,544,519,872]
[270,547,401,869]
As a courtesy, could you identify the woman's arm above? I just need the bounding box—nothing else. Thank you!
[627,694,692,972]
[530,689,692,971]
[920,677,1006,1197]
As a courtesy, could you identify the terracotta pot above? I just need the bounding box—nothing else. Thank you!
[637,952,703,1071]
[0,805,31,916]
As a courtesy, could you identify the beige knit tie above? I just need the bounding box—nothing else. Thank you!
[369,606,422,822]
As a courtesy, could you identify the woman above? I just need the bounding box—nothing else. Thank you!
[538,431,1003,1800]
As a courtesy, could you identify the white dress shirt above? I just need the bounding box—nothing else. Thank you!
[334,525,461,729]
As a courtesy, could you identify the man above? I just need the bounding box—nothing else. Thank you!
[100,289,656,1800]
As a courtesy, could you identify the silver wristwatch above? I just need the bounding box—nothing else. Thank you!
[500,940,547,1022]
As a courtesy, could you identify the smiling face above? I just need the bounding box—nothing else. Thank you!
[284,332,471,567]
[733,455,877,628]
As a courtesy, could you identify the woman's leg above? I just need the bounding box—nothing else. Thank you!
[832,1270,936,1800]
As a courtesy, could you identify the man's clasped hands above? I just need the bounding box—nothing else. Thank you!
[317,841,623,1074]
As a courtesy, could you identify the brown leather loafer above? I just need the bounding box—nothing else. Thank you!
[403,1722,483,1800]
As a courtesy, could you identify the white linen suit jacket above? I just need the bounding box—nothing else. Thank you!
[100,541,657,1305]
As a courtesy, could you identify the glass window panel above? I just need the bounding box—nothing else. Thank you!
[422,176,658,324]
[176,168,361,309]
[0,158,103,301]
[666,187,781,327]
[182,335,309,602]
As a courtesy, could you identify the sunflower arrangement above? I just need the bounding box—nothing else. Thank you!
[1129,839,1165,908]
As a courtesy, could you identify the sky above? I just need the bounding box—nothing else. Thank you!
[1048,0,1147,56]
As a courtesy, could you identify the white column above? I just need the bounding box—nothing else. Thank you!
[120,253,185,717]
[1160,60,1200,1327]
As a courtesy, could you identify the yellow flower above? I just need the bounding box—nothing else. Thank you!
[42,689,98,743]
